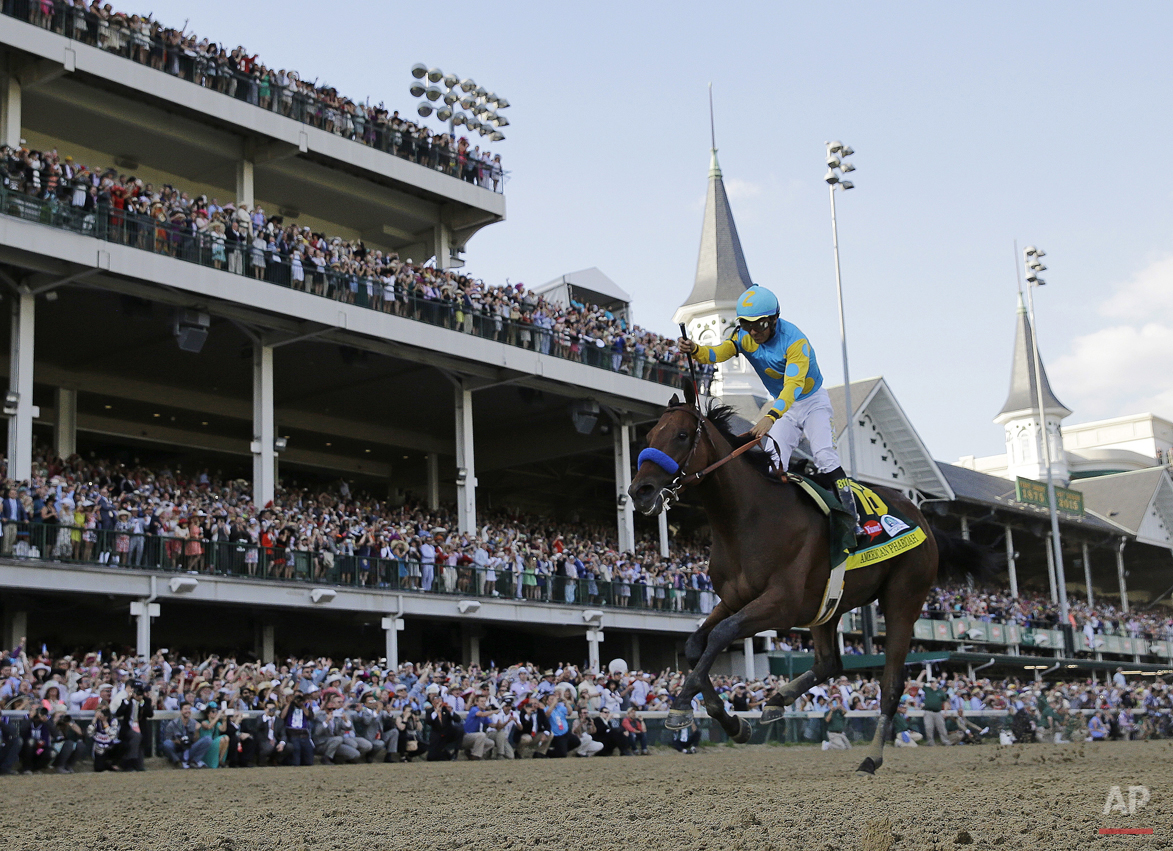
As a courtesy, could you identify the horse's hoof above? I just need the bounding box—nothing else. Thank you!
[665,709,693,730]
[854,756,879,777]
[759,705,786,726]
[731,716,752,744]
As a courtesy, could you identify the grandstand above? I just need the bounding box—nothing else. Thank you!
[0,5,1170,683]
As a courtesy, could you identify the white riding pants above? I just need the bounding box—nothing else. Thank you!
[765,387,842,474]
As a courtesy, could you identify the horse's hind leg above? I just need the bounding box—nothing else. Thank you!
[856,556,929,776]
[761,619,843,724]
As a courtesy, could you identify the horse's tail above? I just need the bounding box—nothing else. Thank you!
[931,528,998,584]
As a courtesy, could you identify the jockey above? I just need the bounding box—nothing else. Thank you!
[677,284,863,537]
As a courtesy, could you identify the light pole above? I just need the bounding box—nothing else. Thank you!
[409,64,509,143]
[824,141,857,475]
[1022,245,1071,637]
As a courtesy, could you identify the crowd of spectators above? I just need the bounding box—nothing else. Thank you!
[1,445,718,612]
[0,1,505,188]
[1,145,690,383]
[924,584,1173,645]
[3,639,1170,775]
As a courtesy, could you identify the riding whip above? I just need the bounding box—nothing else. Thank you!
[678,322,700,404]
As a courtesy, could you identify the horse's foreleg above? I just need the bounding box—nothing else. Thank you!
[761,619,844,724]
[685,601,732,667]
[668,594,785,731]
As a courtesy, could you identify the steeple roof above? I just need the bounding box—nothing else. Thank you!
[997,294,1071,419]
[679,148,754,309]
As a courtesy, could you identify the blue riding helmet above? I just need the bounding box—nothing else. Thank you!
[735,285,779,322]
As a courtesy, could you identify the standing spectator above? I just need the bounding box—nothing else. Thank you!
[920,674,951,747]
[281,692,315,766]
[245,698,286,766]
[425,691,461,761]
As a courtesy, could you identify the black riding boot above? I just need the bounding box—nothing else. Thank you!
[822,466,864,542]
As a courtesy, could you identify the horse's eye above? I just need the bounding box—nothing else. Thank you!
[677,431,688,440]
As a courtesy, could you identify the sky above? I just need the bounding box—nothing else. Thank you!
[140,0,1173,462]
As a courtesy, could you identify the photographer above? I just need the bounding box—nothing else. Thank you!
[425,692,461,761]
[282,691,315,765]
[352,692,387,763]
[244,698,286,766]
[19,706,56,773]
[489,694,520,759]
[161,702,212,768]
[460,693,495,760]
[113,679,152,771]
[591,707,631,756]
[87,704,120,772]
[516,697,551,758]
[50,709,83,773]
[823,697,851,750]
[392,704,420,762]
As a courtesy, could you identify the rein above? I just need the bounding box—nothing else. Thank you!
[637,407,788,511]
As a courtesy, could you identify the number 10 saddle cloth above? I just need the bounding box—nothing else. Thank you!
[787,474,926,627]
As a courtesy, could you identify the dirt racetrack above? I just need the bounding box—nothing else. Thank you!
[2,740,1169,851]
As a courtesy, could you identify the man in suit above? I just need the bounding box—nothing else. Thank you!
[1,487,28,555]
[244,698,286,766]
[19,707,57,773]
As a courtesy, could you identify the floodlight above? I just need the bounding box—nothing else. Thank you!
[465,117,481,132]
[427,67,443,83]
[839,180,854,190]
[442,73,459,88]
[437,105,453,121]
[443,89,460,105]
[409,81,426,98]
[460,78,476,92]
[841,146,854,156]
[478,125,490,136]
[474,85,488,97]
[460,95,476,109]
[410,63,428,79]
[824,170,839,185]
[826,154,841,169]
[1024,245,1040,256]
[827,140,843,153]
[417,102,434,118]
[841,161,855,172]
[425,85,443,101]
[452,112,467,126]
[489,131,505,142]
[494,96,510,109]
[492,113,510,127]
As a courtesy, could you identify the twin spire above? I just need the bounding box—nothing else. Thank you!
[679,84,753,310]
[997,293,1071,420]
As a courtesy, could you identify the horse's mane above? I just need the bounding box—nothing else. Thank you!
[698,399,780,482]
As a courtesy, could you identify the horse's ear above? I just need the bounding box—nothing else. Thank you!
[683,380,697,408]
[668,393,681,408]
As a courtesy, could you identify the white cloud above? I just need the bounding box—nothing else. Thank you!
[1050,256,1173,421]
[723,177,763,202]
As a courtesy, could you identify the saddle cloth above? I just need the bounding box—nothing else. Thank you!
[789,474,927,627]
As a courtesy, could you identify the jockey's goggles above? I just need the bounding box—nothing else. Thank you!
[737,316,774,333]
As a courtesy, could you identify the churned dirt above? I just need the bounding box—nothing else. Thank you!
[2,740,1170,851]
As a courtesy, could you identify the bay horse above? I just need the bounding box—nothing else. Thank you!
[629,395,986,775]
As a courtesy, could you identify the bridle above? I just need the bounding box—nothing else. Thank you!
[636,405,782,512]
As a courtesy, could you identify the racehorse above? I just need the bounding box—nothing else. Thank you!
[628,394,987,775]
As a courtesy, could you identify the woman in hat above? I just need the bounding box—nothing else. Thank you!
[113,508,132,565]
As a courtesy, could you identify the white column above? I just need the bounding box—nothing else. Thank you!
[630,634,641,671]
[434,224,450,271]
[235,158,254,208]
[4,609,27,653]
[1044,532,1058,604]
[743,637,755,681]
[613,417,634,552]
[129,600,158,658]
[1005,526,1018,598]
[1082,541,1094,608]
[454,382,477,535]
[251,345,275,507]
[1116,537,1129,613]
[0,75,20,149]
[53,387,76,459]
[262,624,275,664]
[6,292,34,481]
[658,511,669,558]
[468,633,481,668]
[959,516,970,541]
[382,616,402,670]
[586,629,602,672]
[426,453,440,511]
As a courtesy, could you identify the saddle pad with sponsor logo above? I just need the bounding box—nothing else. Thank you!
[791,475,927,571]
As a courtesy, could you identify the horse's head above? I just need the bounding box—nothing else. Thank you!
[628,395,721,515]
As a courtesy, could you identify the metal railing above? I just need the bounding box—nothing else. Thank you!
[0,1,506,192]
[0,521,711,615]
[0,187,687,388]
